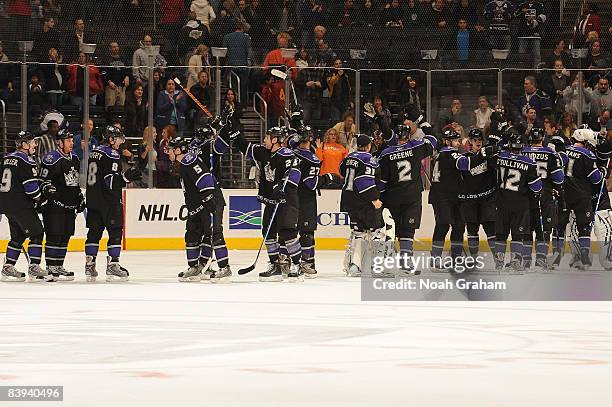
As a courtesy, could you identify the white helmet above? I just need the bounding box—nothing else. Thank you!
[572,128,597,147]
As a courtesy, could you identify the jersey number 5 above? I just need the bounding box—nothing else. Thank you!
[0,168,12,192]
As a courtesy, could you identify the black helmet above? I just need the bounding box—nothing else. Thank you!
[267,126,287,143]
[468,128,484,140]
[442,129,461,140]
[506,128,524,150]
[395,124,412,140]
[15,130,35,147]
[56,129,74,140]
[194,126,215,141]
[168,136,191,155]
[102,125,124,143]
[528,127,545,144]
[356,133,373,148]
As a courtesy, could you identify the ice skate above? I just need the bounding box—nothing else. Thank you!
[534,257,549,272]
[259,262,283,282]
[28,264,54,282]
[1,263,26,282]
[211,266,232,283]
[398,257,420,276]
[178,266,202,282]
[372,268,396,278]
[569,253,584,270]
[287,262,305,283]
[85,256,98,282]
[198,259,213,280]
[105,257,129,282]
[504,257,524,274]
[278,255,290,278]
[301,262,317,279]
[345,263,362,277]
[579,248,592,271]
[49,265,74,281]
[548,251,562,270]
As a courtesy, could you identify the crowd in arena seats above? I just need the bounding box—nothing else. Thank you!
[0,0,610,187]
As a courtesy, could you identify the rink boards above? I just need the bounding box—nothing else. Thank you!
[1,188,604,252]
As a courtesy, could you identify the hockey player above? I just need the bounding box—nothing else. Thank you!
[560,128,604,270]
[234,126,306,282]
[40,129,84,281]
[168,137,221,282]
[592,129,612,270]
[378,122,437,275]
[340,134,386,277]
[428,129,465,271]
[495,129,542,271]
[189,120,236,280]
[522,127,565,270]
[456,129,499,269]
[1,131,55,282]
[85,126,142,282]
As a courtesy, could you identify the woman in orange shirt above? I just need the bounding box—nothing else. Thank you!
[315,128,348,188]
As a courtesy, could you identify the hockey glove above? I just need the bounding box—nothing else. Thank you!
[41,182,57,198]
[76,192,86,213]
[481,145,501,158]
[202,193,217,212]
[122,167,142,183]
[272,183,287,204]
[363,102,376,119]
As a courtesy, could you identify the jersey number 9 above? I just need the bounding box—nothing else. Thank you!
[0,168,12,192]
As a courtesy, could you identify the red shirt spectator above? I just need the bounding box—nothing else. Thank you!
[263,32,297,79]
[161,0,185,24]
[6,0,30,16]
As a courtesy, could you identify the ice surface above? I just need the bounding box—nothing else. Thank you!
[1,250,611,406]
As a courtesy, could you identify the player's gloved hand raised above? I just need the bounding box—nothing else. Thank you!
[76,192,86,213]
[122,167,142,183]
[272,183,287,203]
[481,145,501,158]
[41,182,57,198]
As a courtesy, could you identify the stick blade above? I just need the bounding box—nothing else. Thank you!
[270,68,287,80]
[237,264,256,275]
[173,77,181,85]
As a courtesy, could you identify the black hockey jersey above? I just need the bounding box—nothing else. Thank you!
[513,1,546,36]
[522,146,564,191]
[293,147,321,197]
[0,151,41,213]
[560,145,603,201]
[189,133,230,184]
[340,151,380,212]
[40,149,81,208]
[496,150,542,209]
[378,134,437,204]
[86,145,126,209]
[484,0,514,31]
[429,146,464,204]
[178,152,216,214]
[456,151,497,200]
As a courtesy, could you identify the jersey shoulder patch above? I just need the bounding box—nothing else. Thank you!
[181,153,198,165]
[295,148,320,164]
[43,150,62,165]
[7,151,36,165]
[97,145,120,159]
[276,147,294,158]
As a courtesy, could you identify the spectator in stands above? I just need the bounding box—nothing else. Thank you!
[452,0,483,30]
[67,52,103,109]
[574,3,601,48]
[244,0,272,64]
[190,0,216,27]
[546,59,571,117]
[156,78,189,135]
[332,112,357,151]
[73,119,98,161]
[32,17,59,61]
[562,76,592,124]
[187,44,211,89]
[295,47,311,69]
[591,109,611,134]
[104,42,130,109]
[160,0,185,64]
[327,58,352,123]
[181,13,210,58]
[190,70,212,125]
[517,75,552,123]
[513,0,546,67]
[136,126,157,188]
[0,43,11,90]
[146,70,165,113]
[313,25,327,46]
[125,84,147,139]
[28,73,46,110]
[545,39,572,69]
[447,18,473,62]
[6,0,32,41]
[517,106,540,136]
[156,125,176,188]
[263,32,297,80]
[439,98,471,130]
[588,77,612,119]
[223,88,242,128]
[586,40,609,70]
[315,39,337,67]
[0,80,18,104]
[124,0,143,22]
[43,0,61,18]
[273,0,297,34]
[133,35,168,87]
[483,0,514,51]
[429,0,449,28]
[473,96,493,131]
[335,0,358,28]
[300,0,326,49]
[223,20,253,104]
[259,73,275,124]
[543,116,557,138]
[381,0,403,28]
[359,0,377,27]
[64,18,87,63]
[399,74,422,112]
[315,128,347,186]
[36,119,59,165]
[296,62,326,121]
[372,95,392,129]
[40,47,65,108]
[559,111,577,138]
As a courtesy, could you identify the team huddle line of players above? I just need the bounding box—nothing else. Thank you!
[2,105,611,283]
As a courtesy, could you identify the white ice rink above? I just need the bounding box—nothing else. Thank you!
[1,250,612,407]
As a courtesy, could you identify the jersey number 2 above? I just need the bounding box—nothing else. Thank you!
[397,160,412,182]
[499,167,521,191]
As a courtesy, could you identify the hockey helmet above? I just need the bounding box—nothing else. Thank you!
[102,125,125,143]
[15,130,35,147]
[528,127,545,144]
[267,126,287,144]
[442,129,461,140]
[194,125,215,141]
[395,124,412,140]
[571,128,597,147]
[467,128,484,140]
[56,129,74,140]
[506,128,524,150]
[356,133,373,148]
[169,136,191,155]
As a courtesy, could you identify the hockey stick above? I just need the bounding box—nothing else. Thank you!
[173,77,213,118]
[238,177,289,275]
